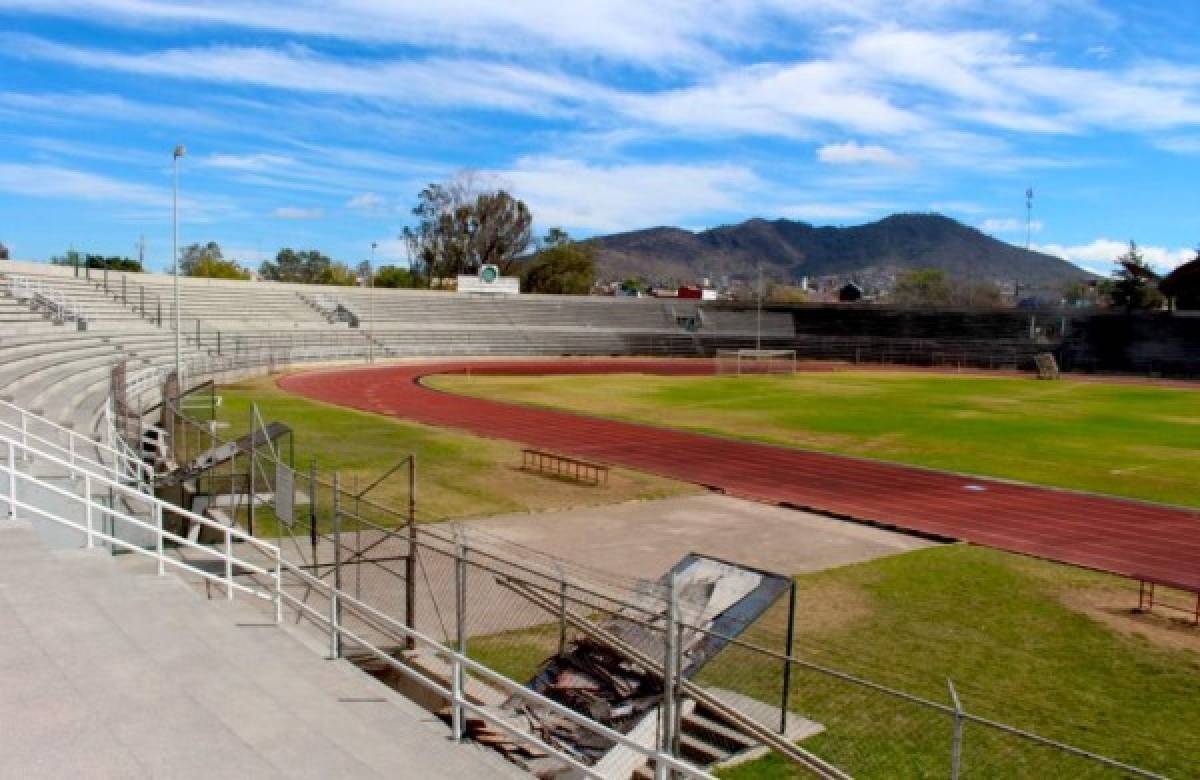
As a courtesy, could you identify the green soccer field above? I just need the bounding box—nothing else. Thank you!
[427,370,1200,508]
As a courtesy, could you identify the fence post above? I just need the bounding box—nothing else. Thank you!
[139,285,144,316]
[155,502,164,575]
[405,454,417,649]
[332,470,345,650]
[780,578,797,734]
[248,403,256,536]
[657,570,679,780]
[949,679,964,780]
[453,530,469,742]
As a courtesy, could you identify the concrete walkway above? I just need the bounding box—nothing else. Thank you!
[0,521,525,779]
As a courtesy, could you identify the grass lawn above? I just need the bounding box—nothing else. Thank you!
[207,374,696,528]
[428,371,1200,508]
[455,545,1200,778]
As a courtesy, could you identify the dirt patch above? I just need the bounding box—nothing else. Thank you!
[791,581,875,639]
[1059,587,1200,656]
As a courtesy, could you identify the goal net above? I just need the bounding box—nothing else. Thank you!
[714,348,798,376]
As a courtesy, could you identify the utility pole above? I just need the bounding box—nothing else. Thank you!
[1025,186,1034,251]
[173,145,186,387]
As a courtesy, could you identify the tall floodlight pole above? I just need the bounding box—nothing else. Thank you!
[756,264,763,352]
[173,144,186,386]
[1025,186,1034,251]
[369,241,377,364]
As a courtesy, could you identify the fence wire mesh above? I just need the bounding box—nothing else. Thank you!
[113,369,1184,780]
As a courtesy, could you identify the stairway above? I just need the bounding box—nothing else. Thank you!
[0,521,523,779]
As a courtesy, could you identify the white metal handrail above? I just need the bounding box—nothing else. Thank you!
[0,398,153,488]
[0,421,715,780]
[7,275,89,325]
[277,560,715,780]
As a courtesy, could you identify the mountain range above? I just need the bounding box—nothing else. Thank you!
[585,213,1092,290]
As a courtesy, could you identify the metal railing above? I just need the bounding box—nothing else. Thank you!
[0,397,152,488]
[7,274,89,326]
[1,408,715,780]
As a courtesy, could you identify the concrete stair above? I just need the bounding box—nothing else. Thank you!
[0,521,525,779]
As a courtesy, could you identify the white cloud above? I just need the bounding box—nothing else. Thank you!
[776,201,892,221]
[981,217,1042,234]
[346,192,386,211]
[1155,136,1200,155]
[272,206,323,220]
[1035,239,1193,275]
[204,153,295,171]
[817,141,905,166]
[0,161,165,205]
[491,157,761,233]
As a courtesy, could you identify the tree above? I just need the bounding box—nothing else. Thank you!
[373,265,419,289]
[1158,248,1200,310]
[260,248,334,284]
[619,276,650,296]
[401,174,533,285]
[891,268,952,306]
[522,229,596,295]
[189,255,251,280]
[179,241,224,276]
[50,250,142,272]
[1109,241,1164,311]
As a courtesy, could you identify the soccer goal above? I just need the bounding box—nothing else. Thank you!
[714,348,798,376]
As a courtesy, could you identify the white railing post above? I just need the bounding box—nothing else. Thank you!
[274,551,283,625]
[6,441,15,520]
[68,435,75,469]
[84,473,94,549]
[155,503,164,575]
[328,587,340,659]
[225,529,234,600]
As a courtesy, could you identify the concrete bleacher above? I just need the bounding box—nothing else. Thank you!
[0,521,519,779]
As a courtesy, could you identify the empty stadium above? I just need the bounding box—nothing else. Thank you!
[2,256,1198,780]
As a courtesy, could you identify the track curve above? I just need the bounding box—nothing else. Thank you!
[278,359,1200,592]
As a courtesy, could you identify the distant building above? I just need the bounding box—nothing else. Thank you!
[677,285,717,300]
[838,282,863,302]
[0,243,8,261]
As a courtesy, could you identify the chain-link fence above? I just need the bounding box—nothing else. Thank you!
[117,373,1185,779]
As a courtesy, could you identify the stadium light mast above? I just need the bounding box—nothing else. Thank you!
[369,241,376,364]
[172,144,186,387]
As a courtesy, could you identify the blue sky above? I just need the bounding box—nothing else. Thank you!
[0,0,1198,275]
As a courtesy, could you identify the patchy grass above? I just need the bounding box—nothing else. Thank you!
[210,374,696,528]
[428,371,1200,507]
[439,545,1200,777]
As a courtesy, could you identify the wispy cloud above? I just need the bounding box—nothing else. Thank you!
[491,157,761,233]
[272,206,323,220]
[981,217,1043,234]
[817,141,906,166]
[0,161,165,205]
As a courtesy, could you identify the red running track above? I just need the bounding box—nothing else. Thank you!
[279,359,1200,592]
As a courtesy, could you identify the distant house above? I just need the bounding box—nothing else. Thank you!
[677,285,717,300]
[1159,257,1200,310]
[838,282,863,302]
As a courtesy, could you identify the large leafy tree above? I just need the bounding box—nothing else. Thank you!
[1109,241,1164,311]
[373,264,420,289]
[402,174,533,285]
[522,229,596,295]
